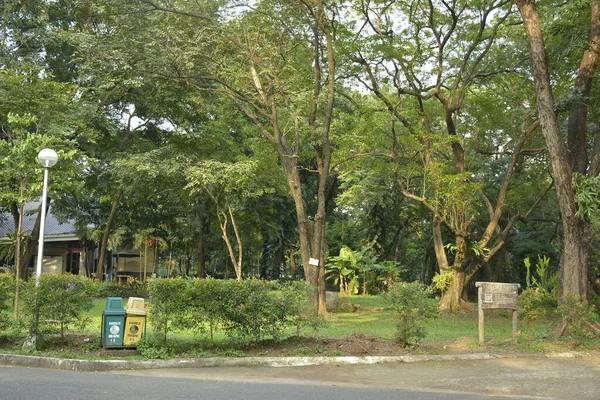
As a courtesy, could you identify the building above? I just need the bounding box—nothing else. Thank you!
[0,202,155,281]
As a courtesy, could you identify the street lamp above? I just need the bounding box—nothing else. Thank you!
[24,149,58,349]
[35,148,58,282]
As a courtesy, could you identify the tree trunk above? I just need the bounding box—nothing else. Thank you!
[290,247,297,280]
[18,202,46,281]
[196,213,206,279]
[96,190,121,280]
[432,218,449,274]
[517,0,599,302]
[440,236,469,311]
[12,201,24,319]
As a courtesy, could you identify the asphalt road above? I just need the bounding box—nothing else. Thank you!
[0,366,509,400]
[111,355,600,400]
[2,353,599,399]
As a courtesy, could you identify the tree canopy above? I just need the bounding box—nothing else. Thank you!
[2,0,600,319]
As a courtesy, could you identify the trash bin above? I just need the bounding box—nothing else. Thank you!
[102,297,126,347]
[123,297,147,346]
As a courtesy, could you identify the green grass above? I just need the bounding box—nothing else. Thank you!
[2,294,598,359]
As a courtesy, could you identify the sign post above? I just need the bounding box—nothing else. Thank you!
[475,282,520,346]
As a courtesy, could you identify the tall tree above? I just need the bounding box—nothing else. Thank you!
[515,0,600,307]
[77,0,343,314]
[347,0,544,310]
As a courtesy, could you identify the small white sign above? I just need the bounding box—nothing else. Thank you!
[309,257,319,266]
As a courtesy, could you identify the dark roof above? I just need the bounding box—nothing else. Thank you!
[0,201,78,239]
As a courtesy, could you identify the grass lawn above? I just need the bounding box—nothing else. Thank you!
[1,294,597,359]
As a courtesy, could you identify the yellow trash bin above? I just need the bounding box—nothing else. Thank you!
[124,297,147,346]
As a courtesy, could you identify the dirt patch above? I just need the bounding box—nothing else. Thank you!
[239,334,407,357]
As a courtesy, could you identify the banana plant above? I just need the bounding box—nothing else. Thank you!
[326,246,359,295]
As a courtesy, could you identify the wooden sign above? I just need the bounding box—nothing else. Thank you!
[477,282,519,310]
[475,282,520,346]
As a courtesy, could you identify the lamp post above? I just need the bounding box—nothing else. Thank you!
[24,149,58,350]
[35,148,58,282]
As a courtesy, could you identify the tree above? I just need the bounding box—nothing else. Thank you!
[186,160,275,280]
[347,0,544,310]
[76,0,344,314]
[515,1,600,312]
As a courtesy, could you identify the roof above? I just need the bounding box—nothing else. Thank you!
[0,201,79,241]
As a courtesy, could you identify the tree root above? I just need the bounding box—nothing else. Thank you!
[554,318,600,340]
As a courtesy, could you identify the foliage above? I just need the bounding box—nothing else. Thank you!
[135,336,174,360]
[326,246,359,295]
[147,278,189,344]
[556,295,600,340]
[203,279,288,341]
[384,282,440,347]
[432,269,454,294]
[0,274,16,329]
[524,255,556,294]
[279,281,329,338]
[98,280,148,298]
[373,261,408,293]
[326,245,401,295]
[151,278,327,344]
[573,173,600,224]
[518,288,557,322]
[21,275,96,339]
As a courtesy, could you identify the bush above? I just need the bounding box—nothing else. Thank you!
[148,278,328,345]
[21,274,96,339]
[147,277,189,344]
[184,278,326,342]
[135,336,174,359]
[211,279,287,341]
[519,288,557,321]
[279,280,328,338]
[98,279,148,298]
[556,295,600,340]
[385,282,439,347]
[0,274,16,329]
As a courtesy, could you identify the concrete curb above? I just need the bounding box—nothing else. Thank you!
[0,353,501,372]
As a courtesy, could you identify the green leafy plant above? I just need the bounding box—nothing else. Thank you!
[431,269,453,293]
[21,275,96,339]
[147,277,189,344]
[524,255,556,293]
[0,274,16,329]
[326,246,359,295]
[384,282,439,347]
[135,336,174,359]
[519,288,557,321]
[555,295,600,340]
[185,278,323,342]
[214,279,289,341]
[279,280,328,338]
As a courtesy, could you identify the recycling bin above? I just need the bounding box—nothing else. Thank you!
[102,297,126,347]
[123,297,147,346]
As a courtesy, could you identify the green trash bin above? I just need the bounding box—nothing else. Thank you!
[102,297,126,347]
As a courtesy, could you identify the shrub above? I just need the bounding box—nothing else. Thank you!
[555,295,600,340]
[184,278,327,342]
[279,280,328,338]
[147,277,189,344]
[98,279,148,298]
[0,274,16,329]
[519,288,557,321]
[135,336,174,359]
[215,279,288,341]
[385,281,439,347]
[21,274,96,339]
[185,277,224,340]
